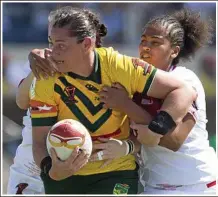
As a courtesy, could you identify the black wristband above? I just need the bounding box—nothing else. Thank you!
[40,156,52,175]
[148,111,176,135]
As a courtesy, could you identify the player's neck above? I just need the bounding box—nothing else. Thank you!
[72,51,95,77]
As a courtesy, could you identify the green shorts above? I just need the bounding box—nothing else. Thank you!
[40,166,139,194]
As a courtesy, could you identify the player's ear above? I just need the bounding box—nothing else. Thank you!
[171,46,180,59]
[81,37,94,53]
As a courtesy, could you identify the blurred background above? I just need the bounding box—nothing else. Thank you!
[2,2,216,194]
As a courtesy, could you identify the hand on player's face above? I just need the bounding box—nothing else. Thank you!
[89,137,127,168]
[48,147,89,181]
[99,83,129,110]
[28,48,58,80]
[130,122,163,146]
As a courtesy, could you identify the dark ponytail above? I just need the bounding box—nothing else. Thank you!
[145,8,213,65]
[83,9,107,47]
[172,8,213,65]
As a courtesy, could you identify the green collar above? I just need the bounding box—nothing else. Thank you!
[68,50,101,84]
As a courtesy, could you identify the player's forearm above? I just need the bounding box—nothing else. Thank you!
[160,84,197,125]
[33,141,49,168]
[16,72,34,109]
[158,113,195,151]
[120,99,152,124]
[32,126,51,168]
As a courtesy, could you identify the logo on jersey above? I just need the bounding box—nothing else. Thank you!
[16,183,28,194]
[37,105,53,111]
[141,98,153,105]
[30,101,56,114]
[64,86,78,103]
[85,84,99,93]
[113,183,129,194]
[30,78,36,99]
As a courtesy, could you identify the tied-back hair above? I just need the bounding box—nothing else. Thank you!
[145,8,214,65]
[48,6,107,48]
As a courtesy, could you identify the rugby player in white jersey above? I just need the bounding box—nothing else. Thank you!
[90,9,217,194]
[7,10,59,194]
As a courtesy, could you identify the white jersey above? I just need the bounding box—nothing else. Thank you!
[7,62,44,194]
[139,66,218,188]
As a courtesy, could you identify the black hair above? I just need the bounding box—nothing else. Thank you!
[48,6,107,48]
[83,9,107,47]
[145,8,213,65]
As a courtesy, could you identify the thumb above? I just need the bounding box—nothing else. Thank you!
[50,148,58,163]
[112,82,125,90]
[130,122,139,130]
[44,48,52,58]
[47,55,58,70]
[97,137,110,143]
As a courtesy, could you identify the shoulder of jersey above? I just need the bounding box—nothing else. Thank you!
[34,72,63,87]
[172,67,199,81]
[95,47,119,57]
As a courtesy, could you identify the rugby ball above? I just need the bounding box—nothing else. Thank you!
[46,119,92,161]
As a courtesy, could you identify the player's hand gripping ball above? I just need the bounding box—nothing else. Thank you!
[47,119,92,160]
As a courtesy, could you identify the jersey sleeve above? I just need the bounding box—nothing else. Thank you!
[29,77,58,127]
[107,48,157,95]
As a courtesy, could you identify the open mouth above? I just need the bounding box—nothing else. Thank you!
[140,55,150,59]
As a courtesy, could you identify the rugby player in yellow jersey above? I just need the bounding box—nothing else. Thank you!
[20,6,196,194]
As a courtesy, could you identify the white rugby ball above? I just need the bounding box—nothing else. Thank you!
[46,119,92,161]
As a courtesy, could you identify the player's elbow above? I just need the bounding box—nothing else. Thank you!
[16,95,29,110]
[183,82,197,102]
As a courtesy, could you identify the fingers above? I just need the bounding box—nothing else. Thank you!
[46,54,58,70]
[44,48,52,58]
[97,137,110,143]
[92,143,108,150]
[111,83,125,90]
[99,91,109,98]
[66,146,79,164]
[70,151,89,174]
[29,49,58,79]
[101,85,110,92]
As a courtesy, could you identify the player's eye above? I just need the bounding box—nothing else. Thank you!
[151,41,160,46]
[140,40,147,45]
[59,44,66,50]
[50,135,61,143]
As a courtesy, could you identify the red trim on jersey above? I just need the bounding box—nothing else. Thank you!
[206,180,216,188]
[91,128,121,141]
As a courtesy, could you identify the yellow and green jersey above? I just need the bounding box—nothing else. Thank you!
[30,47,157,175]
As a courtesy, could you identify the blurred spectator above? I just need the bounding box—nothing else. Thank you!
[199,54,216,151]
[199,55,216,98]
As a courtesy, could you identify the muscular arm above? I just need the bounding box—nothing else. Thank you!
[147,70,197,125]
[16,72,34,109]
[32,126,51,167]
[158,113,195,151]
[120,98,152,124]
